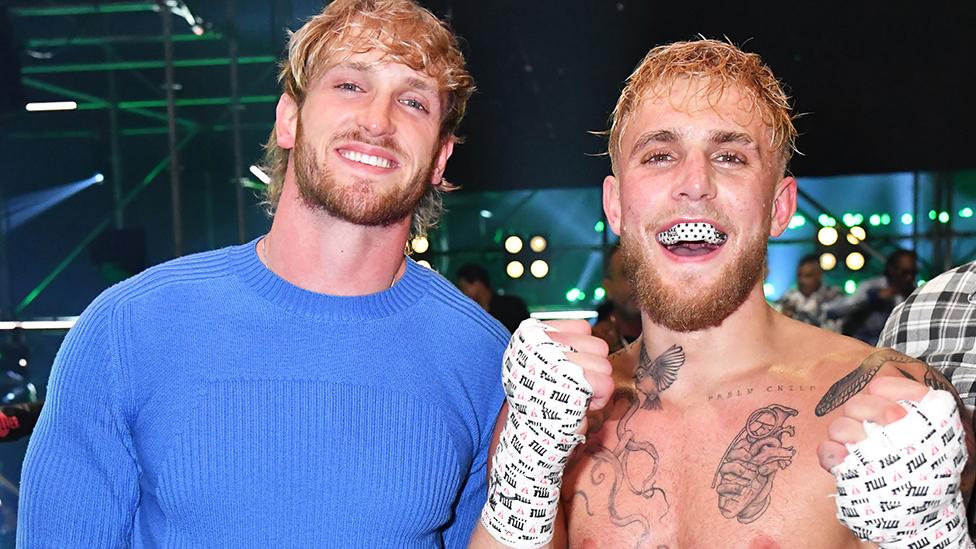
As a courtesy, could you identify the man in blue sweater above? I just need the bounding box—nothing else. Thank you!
[19,1,510,546]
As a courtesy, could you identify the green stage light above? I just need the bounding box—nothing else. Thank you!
[901,213,913,225]
[594,221,605,233]
[939,211,950,224]
[788,214,806,229]
[594,287,606,300]
[868,214,881,227]
[844,280,857,294]
[960,207,973,219]
[565,288,581,302]
[880,213,891,225]
[929,210,937,220]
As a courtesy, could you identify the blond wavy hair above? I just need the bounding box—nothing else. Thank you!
[607,39,797,176]
[261,0,475,236]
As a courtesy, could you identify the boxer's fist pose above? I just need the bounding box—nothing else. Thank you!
[820,377,974,548]
[478,319,613,548]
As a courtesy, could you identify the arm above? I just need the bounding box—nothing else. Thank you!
[18,298,139,547]
[0,400,44,442]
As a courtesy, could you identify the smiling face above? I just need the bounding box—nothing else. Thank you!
[604,77,796,332]
[276,49,453,227]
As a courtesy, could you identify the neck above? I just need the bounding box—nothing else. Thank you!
[263,177,409,296]
[639,285,780,388]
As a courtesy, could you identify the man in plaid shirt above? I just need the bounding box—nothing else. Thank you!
[878,260,976,411]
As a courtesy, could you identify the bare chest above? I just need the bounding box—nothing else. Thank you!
[562,391,860,549]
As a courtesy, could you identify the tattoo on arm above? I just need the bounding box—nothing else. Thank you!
[712,404,797,524]
[814,349,919,416]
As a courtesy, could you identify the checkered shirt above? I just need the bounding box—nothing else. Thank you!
[878,260,976,411]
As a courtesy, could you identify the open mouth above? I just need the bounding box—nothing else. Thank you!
[337,148,397,170]
[656,222,728,257]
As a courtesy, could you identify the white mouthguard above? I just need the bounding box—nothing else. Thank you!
[656,222,728,246]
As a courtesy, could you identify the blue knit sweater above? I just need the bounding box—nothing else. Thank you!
[19,241,507,548]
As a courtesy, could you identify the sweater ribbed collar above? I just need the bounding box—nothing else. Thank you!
[230,238,426,321]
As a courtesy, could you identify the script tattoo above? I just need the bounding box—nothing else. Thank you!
[815,349,919,416]
[571,343,684,543]
[712,404,797,524]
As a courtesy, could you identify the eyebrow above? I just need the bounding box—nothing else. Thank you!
[710,130,757,148]
[629,129,678,159]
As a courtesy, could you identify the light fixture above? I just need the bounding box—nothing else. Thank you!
[410,236,429,254]
[25,101,77,112]
[529,260,549,278]
[529,235,547,253]
[506,261,524,279]
[249,165,271,184]
[817,226,838,246]
[504,236,523,254]
[820,253,837,271]
[845,252,865,271]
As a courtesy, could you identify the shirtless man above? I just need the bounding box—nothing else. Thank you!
[471,39,974,549]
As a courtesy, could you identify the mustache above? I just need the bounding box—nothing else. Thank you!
[645,210,734,234]
[330,129,405,158]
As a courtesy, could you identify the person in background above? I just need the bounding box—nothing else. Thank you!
[593,244,642,352]
[456,262,530,333]
[777,253,842,330]
[824,248,918,345]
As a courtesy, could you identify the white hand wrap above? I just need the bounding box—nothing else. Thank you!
[831,389,974,548]
[481,319,593,548]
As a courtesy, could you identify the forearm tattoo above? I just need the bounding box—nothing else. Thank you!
[568,343,684,543]
[815,349,919,416]
[712,404,798,524]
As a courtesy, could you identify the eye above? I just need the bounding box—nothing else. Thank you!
[715,152,746,165]
[400,97,429,113]
[336,82,363,92]
[641,152,673,165]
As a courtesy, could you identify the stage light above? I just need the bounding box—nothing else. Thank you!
[788,214,806,229]
[594,221,605,233]
[410,236,429,254]
[820,253,837,271]
[842,213,855,227]
[249,165,270,184]
[960,207,974,219]
[529,235,547,253]
[763,283,775,297]
[850,226,866,241]
[817,227,838,246]
[938,211,950,224]
[506,261,524,279]
[844,280,857,294]
[818,214,836,227]
[901,213,913,225]
[6,173,104,232]
[928,210,937,220]
[530,260,549,278]
[565,288,581,302]
[868,214,881,227]
[25,101,77,112]
[880,213,891,225]
[845,252,865,271]
[594,287,606,300]
[479,209,492,219]
[416,260,431,269]
[504,236,523,254]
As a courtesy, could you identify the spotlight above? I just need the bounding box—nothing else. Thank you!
[506,261,525,279]
[817,227,838,246]
[820,253,837,271]
[25,101,77,112]
[529,235,547,253]
[530,260,549,279]
[504,236,523,254]
[416,260,431,269]
[849,226,866,241]
[249,165,271,185]
[845,252,865,271]
[410,236,429,254]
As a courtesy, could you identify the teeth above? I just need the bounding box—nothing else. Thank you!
[657,222,728,246]
[339,150,394,169]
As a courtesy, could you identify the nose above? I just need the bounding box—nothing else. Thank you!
[671,152,716,202]
[357,94,394,137]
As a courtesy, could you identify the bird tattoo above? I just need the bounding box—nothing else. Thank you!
[635,343,685,410]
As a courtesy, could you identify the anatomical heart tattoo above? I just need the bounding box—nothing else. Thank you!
[712,404,798,523]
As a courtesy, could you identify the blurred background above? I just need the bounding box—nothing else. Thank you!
[0,1,974,544]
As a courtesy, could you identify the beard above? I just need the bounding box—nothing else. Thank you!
[292,126,434,227]
[621,221,768,332]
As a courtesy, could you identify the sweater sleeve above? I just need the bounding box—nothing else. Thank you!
[18,296,139,548]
